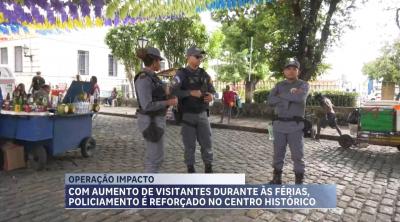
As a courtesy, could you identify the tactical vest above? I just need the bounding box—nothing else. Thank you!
[179,68,209,114]
[134,71,167,116]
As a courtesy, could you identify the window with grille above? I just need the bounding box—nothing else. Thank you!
[15,46,22,72]
[108,55,118,76]
[1,47,8,64]
[78,50,89,75]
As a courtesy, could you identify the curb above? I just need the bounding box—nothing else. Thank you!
[98,112,341,142]
[98,112,136,118]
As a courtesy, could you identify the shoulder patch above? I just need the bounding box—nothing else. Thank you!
[171,76,180,87]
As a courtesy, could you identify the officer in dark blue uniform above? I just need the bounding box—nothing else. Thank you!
[135,47,178,173]
[171,46,216,173]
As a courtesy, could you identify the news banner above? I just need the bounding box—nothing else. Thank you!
[65,174,336,209]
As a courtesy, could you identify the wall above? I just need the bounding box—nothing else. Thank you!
[0,28,127,95]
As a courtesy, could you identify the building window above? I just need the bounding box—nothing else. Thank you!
[78,50,89,75]
[1,48,8,64]
[108,55,118,76]
[15,46,23,72]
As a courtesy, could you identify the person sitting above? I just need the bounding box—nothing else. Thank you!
[107,88,118,106]
[314,93,342,140]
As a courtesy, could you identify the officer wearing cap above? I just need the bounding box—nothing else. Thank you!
[268,59,309,184]
[171,46,216,173]
[135,47,178,173]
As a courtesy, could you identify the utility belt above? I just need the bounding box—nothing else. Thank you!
[272,115,313,138]
[273,116,305,124]
[137,108,167,117]
[137,108,167,143]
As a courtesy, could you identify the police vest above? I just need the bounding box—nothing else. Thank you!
[134,71,167,116]
[179,68,209,114]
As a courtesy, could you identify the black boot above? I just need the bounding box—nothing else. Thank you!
[269,169,282,184]
[295,173,304,184]
[205,164,213,173]
[187,165,195,173]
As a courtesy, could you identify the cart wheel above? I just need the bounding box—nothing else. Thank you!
[338,134,354,149]
[81,137,96,158]
[27,146,47,171]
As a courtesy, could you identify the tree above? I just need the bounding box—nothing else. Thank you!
[214,0,361,82]
[148,16,208,68]
[105,24,148,98]
[362,57,400,83]
[212,8,272,103]
[205,29,225,59]
[362,39,400,99]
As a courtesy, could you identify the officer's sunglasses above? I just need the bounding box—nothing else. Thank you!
[193,55,204,60]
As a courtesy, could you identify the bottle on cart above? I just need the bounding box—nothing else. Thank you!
[14,97,21,112]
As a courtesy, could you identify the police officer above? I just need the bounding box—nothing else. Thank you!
[268,59,309,184]
[171,46,216,173]
[135,47,178,173]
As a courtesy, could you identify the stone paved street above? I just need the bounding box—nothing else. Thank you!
[1,115,400,222]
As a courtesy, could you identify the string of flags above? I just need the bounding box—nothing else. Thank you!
[0,0,272,35]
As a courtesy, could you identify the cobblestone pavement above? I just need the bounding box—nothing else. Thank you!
[0,115,400,222]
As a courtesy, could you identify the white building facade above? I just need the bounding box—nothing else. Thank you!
[0,28,128,97]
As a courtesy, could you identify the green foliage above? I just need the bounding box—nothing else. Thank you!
[148,16,208,68]
[105,24,148,77]
[362,39,400,83]
[253,89,357,107]
[307,91,358,107]
[206,29,225,59]
[213,1,359,81]
[116,90,123,99]
[105,24,149,98]
[213,9,271,83]
[253,89,271,103]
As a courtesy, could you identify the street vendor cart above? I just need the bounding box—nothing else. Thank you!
[338,100,400,151]
[0,81,97,170]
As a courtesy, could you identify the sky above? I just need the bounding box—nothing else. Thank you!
[323,0,399,84]
[200,1,400,87]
